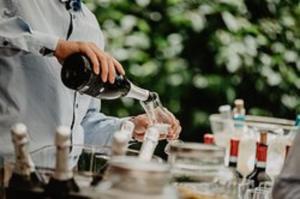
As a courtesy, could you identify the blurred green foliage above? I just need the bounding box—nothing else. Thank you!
[84,0,300,142]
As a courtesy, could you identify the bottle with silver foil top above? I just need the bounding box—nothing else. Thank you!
[44,126,79,198]
[111,121,135,156]
[139,124,169,161]
[61,53,154,101]
[8,123,43,190]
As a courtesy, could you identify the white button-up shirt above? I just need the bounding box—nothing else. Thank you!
[0,0,124,156]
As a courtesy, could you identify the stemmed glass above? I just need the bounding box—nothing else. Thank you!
[140,92,180,155]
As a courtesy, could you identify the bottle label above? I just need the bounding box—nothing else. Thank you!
[229,156,237,163]
[256,161,266,168]
[233,115,245,128]
[204,134,214,144]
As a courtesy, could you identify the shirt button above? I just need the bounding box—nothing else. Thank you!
[39,47,46,55]
[2,40,9,46]
[76,104,79,108]
[3,9,15,17]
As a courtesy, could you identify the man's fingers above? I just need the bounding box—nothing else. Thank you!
[81,46,99,75]
[133,130,145,142]
[90,45,109,82]
[112,58,125,75]
[107,56,116,84]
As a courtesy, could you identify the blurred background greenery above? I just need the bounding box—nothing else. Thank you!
[84,0,299,153]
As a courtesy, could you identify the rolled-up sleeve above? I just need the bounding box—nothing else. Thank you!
[81,99,127,146]
[0,16,59,56]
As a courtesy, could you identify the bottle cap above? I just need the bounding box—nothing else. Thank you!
[230,137,239,157]
[203,133,214,145]
[11,123,29,144]
[259,131,268,145]
[55,126,71,147]
[218,105,231,113]
[234,99,245,111]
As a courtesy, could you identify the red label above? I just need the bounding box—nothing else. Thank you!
[230,138,239,157]
[256,144,268,162]
[204,134,214,144]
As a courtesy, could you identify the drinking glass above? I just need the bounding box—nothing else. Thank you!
[253,187,272,199]
[245,189,255,199]
[237,136,256,183]
[238,179,254,199]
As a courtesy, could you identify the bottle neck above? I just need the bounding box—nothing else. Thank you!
[53,145,73,180]
[124,82,150,101]
[53,127,73,181]
[256,161,266,169]
[255,143,268,169]
[229,156,237,167]
[14,143,35,176]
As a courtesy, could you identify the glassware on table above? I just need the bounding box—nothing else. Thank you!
[244,187,272,199]
[266,135,287,184]
[237,132,256,183]
[209,114,235,148]
[245,189,255,199]
[94,156,178,199]
[238,179,254,199]
[139,123,169,161]
[168,142,238,199]
[253,187,272,199]
[140,92,179,155]
[28,144,163,188]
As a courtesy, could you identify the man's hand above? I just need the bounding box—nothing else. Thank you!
[130,110,181,142]
[54,39,125,83]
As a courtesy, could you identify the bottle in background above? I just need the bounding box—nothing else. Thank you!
[139,124,169,161]
[61,53,153,101]
[7,123,43,198]
[248,131,271,187]
[236,129,256,181]
[203,133,215,145]
[44,126,79,198]
[266,133,286,182]
[233,99,246,117]
[232,99,246,136]
[111,121,135,156]
[8,123,43,189]
[228,137,242,179]
[219,105,232,120]
[218,105,235,166]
